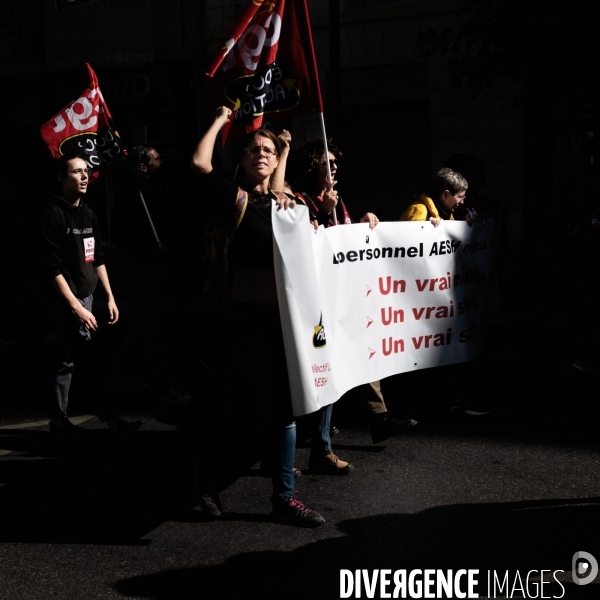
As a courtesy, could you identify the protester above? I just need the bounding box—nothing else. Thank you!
[284,137,417,450]
[110,144,195,404]
[39,154,141,433]
[189,106,325,526]
[399,167,467,226]
[399,166,495,418]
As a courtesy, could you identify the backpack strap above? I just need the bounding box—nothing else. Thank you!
[234,188,248,230]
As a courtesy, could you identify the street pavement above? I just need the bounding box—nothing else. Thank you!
[1,254,599,599]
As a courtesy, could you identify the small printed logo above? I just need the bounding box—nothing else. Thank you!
[365,235,370,244]
[312,313,326,348]
[572,551,598,585]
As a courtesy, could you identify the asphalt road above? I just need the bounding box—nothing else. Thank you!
[1,345,599,599]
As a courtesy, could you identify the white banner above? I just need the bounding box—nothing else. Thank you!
[273,204,500,417]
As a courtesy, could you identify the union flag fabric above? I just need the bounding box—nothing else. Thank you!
[40,63,126,179]
[205,0,323,143]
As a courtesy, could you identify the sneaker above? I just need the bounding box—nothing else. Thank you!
[197,494,222,519]
[271,492,325,527]
[49,416,86,436]
[369,413,418,444]
[308,452,353,475]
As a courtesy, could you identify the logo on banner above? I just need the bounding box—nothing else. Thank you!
[313,313,326,348]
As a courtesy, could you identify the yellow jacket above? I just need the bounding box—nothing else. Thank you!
[399,193,454,222]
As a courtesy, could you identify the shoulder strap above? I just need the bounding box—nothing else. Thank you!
[234,188,248,230]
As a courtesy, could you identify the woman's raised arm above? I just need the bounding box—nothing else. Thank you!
[191,107,232,174]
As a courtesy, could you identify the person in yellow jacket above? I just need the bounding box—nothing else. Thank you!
[399,167,468,226]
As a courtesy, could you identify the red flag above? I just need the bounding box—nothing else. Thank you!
[205,0,323,143]
[40,63,126,179]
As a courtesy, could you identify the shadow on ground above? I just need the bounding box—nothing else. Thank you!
[112,497,600,599]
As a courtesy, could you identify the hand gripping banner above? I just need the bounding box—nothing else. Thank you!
[272,204,501,417]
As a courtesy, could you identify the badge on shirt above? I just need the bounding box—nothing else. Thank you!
[83,237,95,263]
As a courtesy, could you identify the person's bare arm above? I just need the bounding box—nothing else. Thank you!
[96,264,119,324]
[191,107,232,174]
[52,274,98,330]
[270,129,291,192]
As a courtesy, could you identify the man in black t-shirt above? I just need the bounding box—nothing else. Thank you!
[40,154,126,433]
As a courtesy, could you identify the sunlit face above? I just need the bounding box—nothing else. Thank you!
[144,148,162,172]
[59,158,89,200]
[315,151,338,189]
[241,134,279,181]
[440,189,466,212]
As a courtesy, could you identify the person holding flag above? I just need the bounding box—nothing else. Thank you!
[287,136,418,448]
[190,106,325,527]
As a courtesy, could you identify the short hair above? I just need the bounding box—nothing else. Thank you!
[130,144,154,170]
[55,153,88,177]
[431,167,468,199]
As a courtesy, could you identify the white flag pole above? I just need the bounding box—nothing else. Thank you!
[318,111,337,226]
[138,190,160,244]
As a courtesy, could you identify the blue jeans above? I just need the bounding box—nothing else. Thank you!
[310,404,333,456]
[271,420,296,500]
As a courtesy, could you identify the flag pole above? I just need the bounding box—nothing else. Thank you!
[318,112,337,225]
[138,190,160,244]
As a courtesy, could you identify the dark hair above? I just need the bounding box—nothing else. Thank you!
[55,153,88,177]
[129,144,154,169]
[294,137,342,191]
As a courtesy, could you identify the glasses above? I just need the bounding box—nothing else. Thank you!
[455,193,467,200]
[245,145,278,157]
[69,168,91,176]
[320,159,339,169]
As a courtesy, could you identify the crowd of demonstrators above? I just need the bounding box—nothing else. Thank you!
[24,105,506,526]
[283,136,418,447]
[189,106,325,527]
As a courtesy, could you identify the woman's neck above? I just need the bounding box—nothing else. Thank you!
[242,176,270,194]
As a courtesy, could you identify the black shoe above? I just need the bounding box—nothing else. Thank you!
[369,413,417,444]
[449,399,491,418]
[197,494,222,519]
[107,418,143,433]
[271,492,325,527]
[49,416,86,436]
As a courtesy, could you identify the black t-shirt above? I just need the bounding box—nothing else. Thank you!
[199,169,277,271]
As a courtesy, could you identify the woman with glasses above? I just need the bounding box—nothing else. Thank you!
[189,107,324,527]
